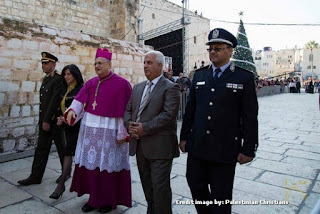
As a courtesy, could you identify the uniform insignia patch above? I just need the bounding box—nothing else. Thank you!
[226,83,243,89]
[196,81,205,85]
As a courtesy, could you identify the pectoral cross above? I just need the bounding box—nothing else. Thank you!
[92,101,97,110]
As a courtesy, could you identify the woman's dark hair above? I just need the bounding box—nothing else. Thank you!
[61,64,84,87]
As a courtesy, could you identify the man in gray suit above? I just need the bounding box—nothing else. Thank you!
[124,50,181,214]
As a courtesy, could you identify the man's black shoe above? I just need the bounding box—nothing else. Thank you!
[98,205,112,213]
[82,203,95,212]
[18,177,41,186]
[56,174,71,183]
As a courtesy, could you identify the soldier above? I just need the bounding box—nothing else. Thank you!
[179,28,259,214]
[18,52,65,186]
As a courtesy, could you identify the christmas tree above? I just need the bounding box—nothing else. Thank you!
[232,12,257,75]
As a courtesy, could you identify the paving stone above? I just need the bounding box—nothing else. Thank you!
[171,163,187,177]
[312,181,320,194]
[173,153,187,165]
[232,189,298,214]
[130,163,141,182]
[54,194,89,214]
[280,144,320,154]
[0,158,31,175]
[235,165,264,180]
[122,203,147,214]
[131,182,148,206]
[257,171,312,193]
[298,206,314,214]
[256,145,288,154]
[0,199,60,214]
[1,167,59,185]
[304,192,320,209]
[234,177,305,206]
[303,141,320,148]
[264,137,302,145]
[298,135,320,144]
[250,159,317,179]
[0,178,32,208]
[18,176,75,205]
[171,175,192,198]
[284,149,320,161]
[281,156,320,169]
[255,150,284,161]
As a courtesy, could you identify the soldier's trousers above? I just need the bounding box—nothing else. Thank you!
[31,124,65,180]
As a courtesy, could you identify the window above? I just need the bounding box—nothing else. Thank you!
[152,13,155,19]
[194,36,196,44]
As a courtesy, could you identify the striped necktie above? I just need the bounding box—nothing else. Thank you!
[136,82,153,122]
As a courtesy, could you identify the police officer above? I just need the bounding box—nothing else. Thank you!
[18,52,65,186]
[179,28,258,214]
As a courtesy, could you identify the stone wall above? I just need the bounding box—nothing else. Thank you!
[0,0,111,38]
[109,0,139,42]
[0,17,152,155]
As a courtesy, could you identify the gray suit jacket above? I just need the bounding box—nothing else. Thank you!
[124,76,181,159]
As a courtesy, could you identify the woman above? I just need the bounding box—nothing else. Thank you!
[49,64,84,199]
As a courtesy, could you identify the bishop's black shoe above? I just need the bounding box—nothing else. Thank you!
[82,203,95,212]
[98,205,112,213]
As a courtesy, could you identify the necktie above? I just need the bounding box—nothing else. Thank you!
[213,68,221,82]
[136,82,153,122]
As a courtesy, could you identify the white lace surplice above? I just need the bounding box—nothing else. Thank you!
[68,100,130,173]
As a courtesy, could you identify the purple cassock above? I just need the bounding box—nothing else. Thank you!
[66,71,132,209]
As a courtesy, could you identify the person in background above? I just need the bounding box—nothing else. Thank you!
[166,70,175,82]
[49,64,84,199]
[18,52,65,186]
[176,72,191,92]
[65,48,132,213]
[179,28,258,214]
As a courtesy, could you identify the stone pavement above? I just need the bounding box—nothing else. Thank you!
[0,92,319,214]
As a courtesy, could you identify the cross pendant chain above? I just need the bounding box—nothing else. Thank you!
[92,72,115,111]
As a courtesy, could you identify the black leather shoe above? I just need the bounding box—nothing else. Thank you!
[18,177,41,186]
[56,174,71,183]
[82,203,95,212]
[98,205,112,213]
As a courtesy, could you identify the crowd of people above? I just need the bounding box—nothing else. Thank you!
[17,28,259,214]
[254,76,319,94]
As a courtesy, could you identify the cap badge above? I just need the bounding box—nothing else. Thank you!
[211,29,219,39]
[42,53,46,57]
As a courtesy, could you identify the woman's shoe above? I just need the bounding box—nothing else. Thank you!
[49,186,65,199]
[82,203,95,212]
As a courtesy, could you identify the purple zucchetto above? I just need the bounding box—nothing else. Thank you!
[95,48,112,61]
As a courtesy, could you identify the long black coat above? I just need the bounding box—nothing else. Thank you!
[39,72,62,125]
[180,63,258,164]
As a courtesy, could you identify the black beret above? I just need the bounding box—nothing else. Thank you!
[41,52,58,62]
[206,28,237,48]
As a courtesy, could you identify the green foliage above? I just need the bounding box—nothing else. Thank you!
[232,20,257,75]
